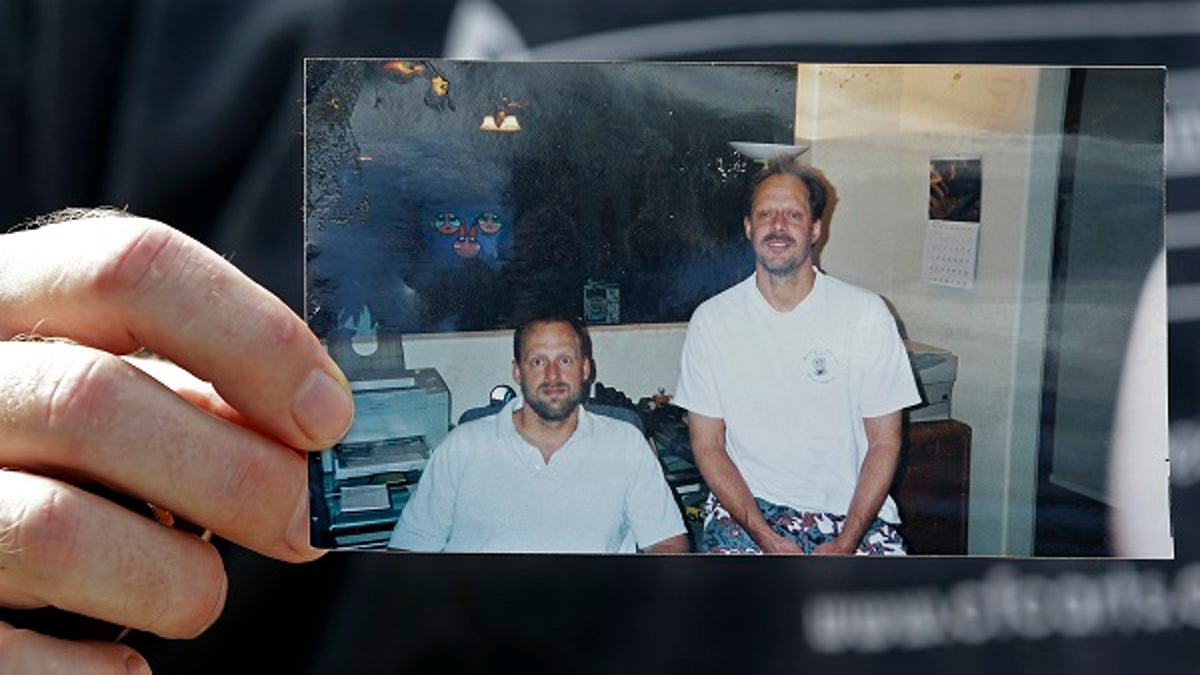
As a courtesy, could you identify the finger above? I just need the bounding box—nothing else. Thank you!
[2,341,320,562]
[0,472,226,640]
[0,622,150,675]
[0,216,352,450]
[122,354,248,428]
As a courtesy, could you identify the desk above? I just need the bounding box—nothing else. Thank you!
[891,419,972,555]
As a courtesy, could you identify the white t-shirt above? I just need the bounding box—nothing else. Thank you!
[674,271,920,523]
[388,399,686,552]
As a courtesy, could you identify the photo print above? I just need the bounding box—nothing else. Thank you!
[304,60,1169,559]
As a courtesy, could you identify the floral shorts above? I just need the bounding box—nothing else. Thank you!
[700,493,907,555]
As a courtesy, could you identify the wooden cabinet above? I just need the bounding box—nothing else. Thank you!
[891,419,972,555]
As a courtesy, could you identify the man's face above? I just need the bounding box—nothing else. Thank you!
[744,174,823,278]
[513,321,590,422]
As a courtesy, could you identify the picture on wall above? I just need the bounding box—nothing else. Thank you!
[929,156,982,222]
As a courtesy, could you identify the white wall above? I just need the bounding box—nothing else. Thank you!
[808,65,1066,555]
[404,324,687,422]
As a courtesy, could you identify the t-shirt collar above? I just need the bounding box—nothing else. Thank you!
[750,265,825,316]
[498,396,594,440]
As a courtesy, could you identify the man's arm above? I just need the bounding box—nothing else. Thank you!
[621,428,690,554]
[811,411,903,556]
[687,412,803,554]
[0,216,353,671]
[386,438,458,552]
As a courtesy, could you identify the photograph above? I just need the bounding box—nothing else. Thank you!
[929,156,982,223]
[304,60,1168,558]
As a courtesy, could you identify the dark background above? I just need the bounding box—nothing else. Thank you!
[306,60,791,336]
[4,1,1199,673]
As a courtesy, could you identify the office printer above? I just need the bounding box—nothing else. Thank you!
[904,340,959,423]
[312,368,450,548]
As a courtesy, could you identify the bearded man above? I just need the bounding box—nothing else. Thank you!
[389,315,687,553]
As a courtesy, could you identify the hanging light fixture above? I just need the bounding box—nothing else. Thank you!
[480,109,521,132]
[480,96,527,133]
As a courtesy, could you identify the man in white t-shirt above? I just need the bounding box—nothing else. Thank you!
[674,156,921,555]
[390,316,688,553]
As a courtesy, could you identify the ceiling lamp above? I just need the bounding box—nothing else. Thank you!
[481,110,521,132]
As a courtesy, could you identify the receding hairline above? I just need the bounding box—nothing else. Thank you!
[512,317,592,362]
[746,157,830,220]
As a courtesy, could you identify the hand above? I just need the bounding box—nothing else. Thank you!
[0,214,353,672]
[811,535,857,556]
[758,531,806,555]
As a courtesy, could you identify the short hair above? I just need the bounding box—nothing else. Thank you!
[746,154,830,222]
[512,314,593,363]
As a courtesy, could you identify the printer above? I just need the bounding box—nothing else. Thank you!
[311,368,450,549]
[904,340,959,423]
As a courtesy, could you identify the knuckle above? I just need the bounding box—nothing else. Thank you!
[42,351,128,438]
[158,542,227,639]
[90,219,185,297]
[118,534,226,639]
[216,448,277,527]
[7,485,84,584]
[261,301,302,350]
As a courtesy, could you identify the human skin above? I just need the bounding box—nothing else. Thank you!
[0,215,354,673]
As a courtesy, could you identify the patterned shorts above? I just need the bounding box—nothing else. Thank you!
[700,493,907,555]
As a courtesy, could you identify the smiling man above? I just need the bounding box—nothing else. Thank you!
[389,315,688,553]
[674,155,921,556]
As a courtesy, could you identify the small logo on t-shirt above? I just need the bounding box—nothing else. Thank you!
[803,348,838,383]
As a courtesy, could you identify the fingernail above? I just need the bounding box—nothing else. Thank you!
[290,491,320,556]
[292,368,353,446]
[126,652,152,675]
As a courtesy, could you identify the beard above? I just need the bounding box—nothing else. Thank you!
[756,233,812,278]
[521,381,585,422]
